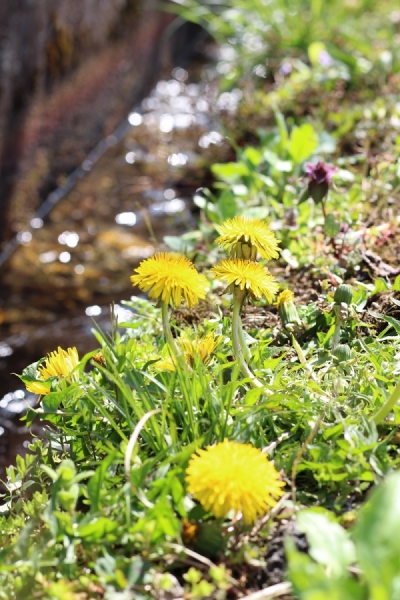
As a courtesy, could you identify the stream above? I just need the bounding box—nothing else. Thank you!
[0,39,238,476]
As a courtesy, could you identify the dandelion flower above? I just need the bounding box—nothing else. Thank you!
[156,332,221,371]
[211,259,278,302]
[25,380,52,396]
[276,289,295,309]
[25,347,80,396]
[180,332,221,366]
[38,347,80,380]
[276,289,301,331]
[215,216,280,261]
[131,253,208,308]
[186,440,285,524]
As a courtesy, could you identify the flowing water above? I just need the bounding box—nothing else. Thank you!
[0,46,240,475]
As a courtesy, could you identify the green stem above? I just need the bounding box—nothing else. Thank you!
[161,301,183,366]
[332,304,342,351]
[372,381,400,425]
[238,318,252,363]
[232,292,263,389]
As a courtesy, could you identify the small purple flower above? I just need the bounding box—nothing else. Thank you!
[304,161,337,203]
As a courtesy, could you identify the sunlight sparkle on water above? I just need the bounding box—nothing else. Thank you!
[17,231,32,244]
[39,251,57,263]
[58,231,79,247]
[85,305,102,316]
[167,153,188,166]
[0,342,13,357]
[164,188,175,200]
[59,252,71,263]
[128,112,143,126]
[0,390,27,414]
[125,152,136,164]
[30,218,44,229]
[115,212,137,226]
[150,199,185,215]
[159,114,174,133]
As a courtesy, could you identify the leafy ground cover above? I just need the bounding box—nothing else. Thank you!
[3,1,400,598]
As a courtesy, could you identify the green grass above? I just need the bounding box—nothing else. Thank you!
[2,1,400,598]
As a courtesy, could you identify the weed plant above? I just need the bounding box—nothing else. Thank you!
[2,1,400,598]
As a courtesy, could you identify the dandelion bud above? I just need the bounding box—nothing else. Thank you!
[191,521,225,558]
[333,344,351,363]
[334,284,353,306]
[276,289,301,330]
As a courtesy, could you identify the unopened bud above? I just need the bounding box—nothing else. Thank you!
[333,344,351,363]
[277,289,302,330]
[334,284,353,306]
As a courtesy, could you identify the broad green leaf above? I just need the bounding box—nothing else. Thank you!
[217,192,238,221]
[297,509,356,577]
[77,517,118,542]
[242,146,263,167]
[286,538,364,600]
[353,472,400,595]
[288,124,318,164]
[211,162,250,182]
[41,390,66,413]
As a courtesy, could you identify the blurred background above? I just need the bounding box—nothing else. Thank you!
[0,0,225,473]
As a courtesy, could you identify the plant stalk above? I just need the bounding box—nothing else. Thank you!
[332,304,342,351]
[161,301,182,365]
[232,291,263,389]
[238,318,252,363]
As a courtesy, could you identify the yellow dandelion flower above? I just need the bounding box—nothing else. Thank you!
[276,289,295,309]
[130,253,208,308]
[156,332,221,371]
[215,216,280,261]
[211,259,278,302]
[24,347,80,397]
[186,440,285,524]
[180,332,221,366]
[25,380,52,396]
[38,347,80,380]
[155,356,177,372]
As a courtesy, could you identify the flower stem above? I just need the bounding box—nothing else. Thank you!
[161,301,182,366]
[372,381,400,425]
[332,304,342,351]
[232,292,263,389]
[238,319,252,363]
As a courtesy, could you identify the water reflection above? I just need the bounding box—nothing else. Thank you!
[85,305,102,316]
[59,252,71,263]
[128,112,143,126]
[0,342,13,357]
[58,231,80,247]
[115,212,137,226]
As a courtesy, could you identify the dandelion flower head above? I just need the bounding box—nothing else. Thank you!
[215,216,280,261]
[186,440,285,524]
[211,259,278,302]
[25,347,80,396]
[131,253,208,308]
[156,331,221,371]
[276,289,295,309]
